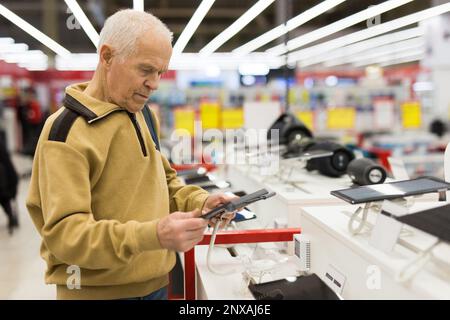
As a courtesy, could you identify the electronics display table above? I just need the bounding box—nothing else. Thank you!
[300,202,450,299]
[226,164,356,228]
[183,166,449,299]
[225,165,442,228]
[194,245,302,300]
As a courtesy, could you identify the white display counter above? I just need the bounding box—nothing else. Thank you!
[300,202,450,299]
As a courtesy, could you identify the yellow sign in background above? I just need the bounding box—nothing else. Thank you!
[296,111,314,131]
[200,102,221,129]
[327,107,356,130]
[174,108,195,135]
[401,102,422,129]
[222,109,244,129]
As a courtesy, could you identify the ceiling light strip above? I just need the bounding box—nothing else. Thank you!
[299,27,424,67]
[65,0,100,48]
[353,49,425,67]
[133,0,144,12]
[287,2,450,65]
[200,0,275,55]
[379,54,424,67]
[324,37,424,67]
[173,0,216,55]
[233,0,348,55]
[267,0,414,56]
[0,4,70,56]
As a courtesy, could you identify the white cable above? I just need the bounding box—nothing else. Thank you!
[348,203,372,235]
[347,202,384,235]
[207,217,239,275]
[206,213,278,279]
[395,240,440,283]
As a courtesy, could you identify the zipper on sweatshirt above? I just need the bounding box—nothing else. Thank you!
[87,108,122,124]
[127,112,148,157]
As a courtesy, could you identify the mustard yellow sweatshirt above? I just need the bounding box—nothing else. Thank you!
[26,82,209,300]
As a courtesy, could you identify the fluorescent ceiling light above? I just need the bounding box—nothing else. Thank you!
[55,53,272,71]
[413,81,433,92]
[267,0,413,56]
[353,49,425,67]
[169,52,283,70]
[287,2,450,65]
[1,50,48,64]
[0,49,49,71]
[299,27,424,67]
[238,63,270,76]
[0,4,70,56]
[205,65,221,77]
[20,63,47,69]
[325,75,338,86]
[325,37,424,67]
[0,40,48,70]
[379,55,424,67]
[172,0,215,55]
[65,0,100,48]
[19,62,48,71]
[23,67,48,71]
[233,0,347,55]
[200,0,274,55]
[0,37,14,45]
[56,53,98,71]
[133,0,144,12]
[0,43,28,53]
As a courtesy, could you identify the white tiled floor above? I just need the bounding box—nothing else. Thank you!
[0,155,55,299]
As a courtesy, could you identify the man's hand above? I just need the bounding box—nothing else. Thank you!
[202,193,240,229]
[157,209,208,252]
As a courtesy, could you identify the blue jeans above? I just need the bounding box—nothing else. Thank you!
[122,287,168,300]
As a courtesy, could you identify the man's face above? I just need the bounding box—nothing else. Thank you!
[104,32,172,113]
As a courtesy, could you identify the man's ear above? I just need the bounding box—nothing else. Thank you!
[99,45,114,69]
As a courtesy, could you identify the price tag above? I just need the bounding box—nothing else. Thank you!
[369,200,407,253]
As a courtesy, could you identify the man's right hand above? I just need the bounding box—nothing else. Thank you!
[156,209,208,252]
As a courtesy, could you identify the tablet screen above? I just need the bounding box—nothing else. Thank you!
[331,177,450,204]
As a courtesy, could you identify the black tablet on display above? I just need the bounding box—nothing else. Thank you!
[331,177,450,204]
[248,274,340,300]
[395,204,450,243]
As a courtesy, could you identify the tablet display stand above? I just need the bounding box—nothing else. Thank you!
[347,188,447,236]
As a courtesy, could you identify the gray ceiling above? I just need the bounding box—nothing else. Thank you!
[0,0,434,55]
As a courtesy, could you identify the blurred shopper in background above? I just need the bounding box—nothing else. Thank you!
[0,134,19,235]
[16,87,43,156]
[24,88,43,156]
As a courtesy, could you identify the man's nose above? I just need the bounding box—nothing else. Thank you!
[144,74,160,91]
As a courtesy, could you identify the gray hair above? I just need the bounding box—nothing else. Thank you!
[98,9,173,60]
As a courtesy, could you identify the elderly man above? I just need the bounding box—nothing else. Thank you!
[26,9,234,300]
